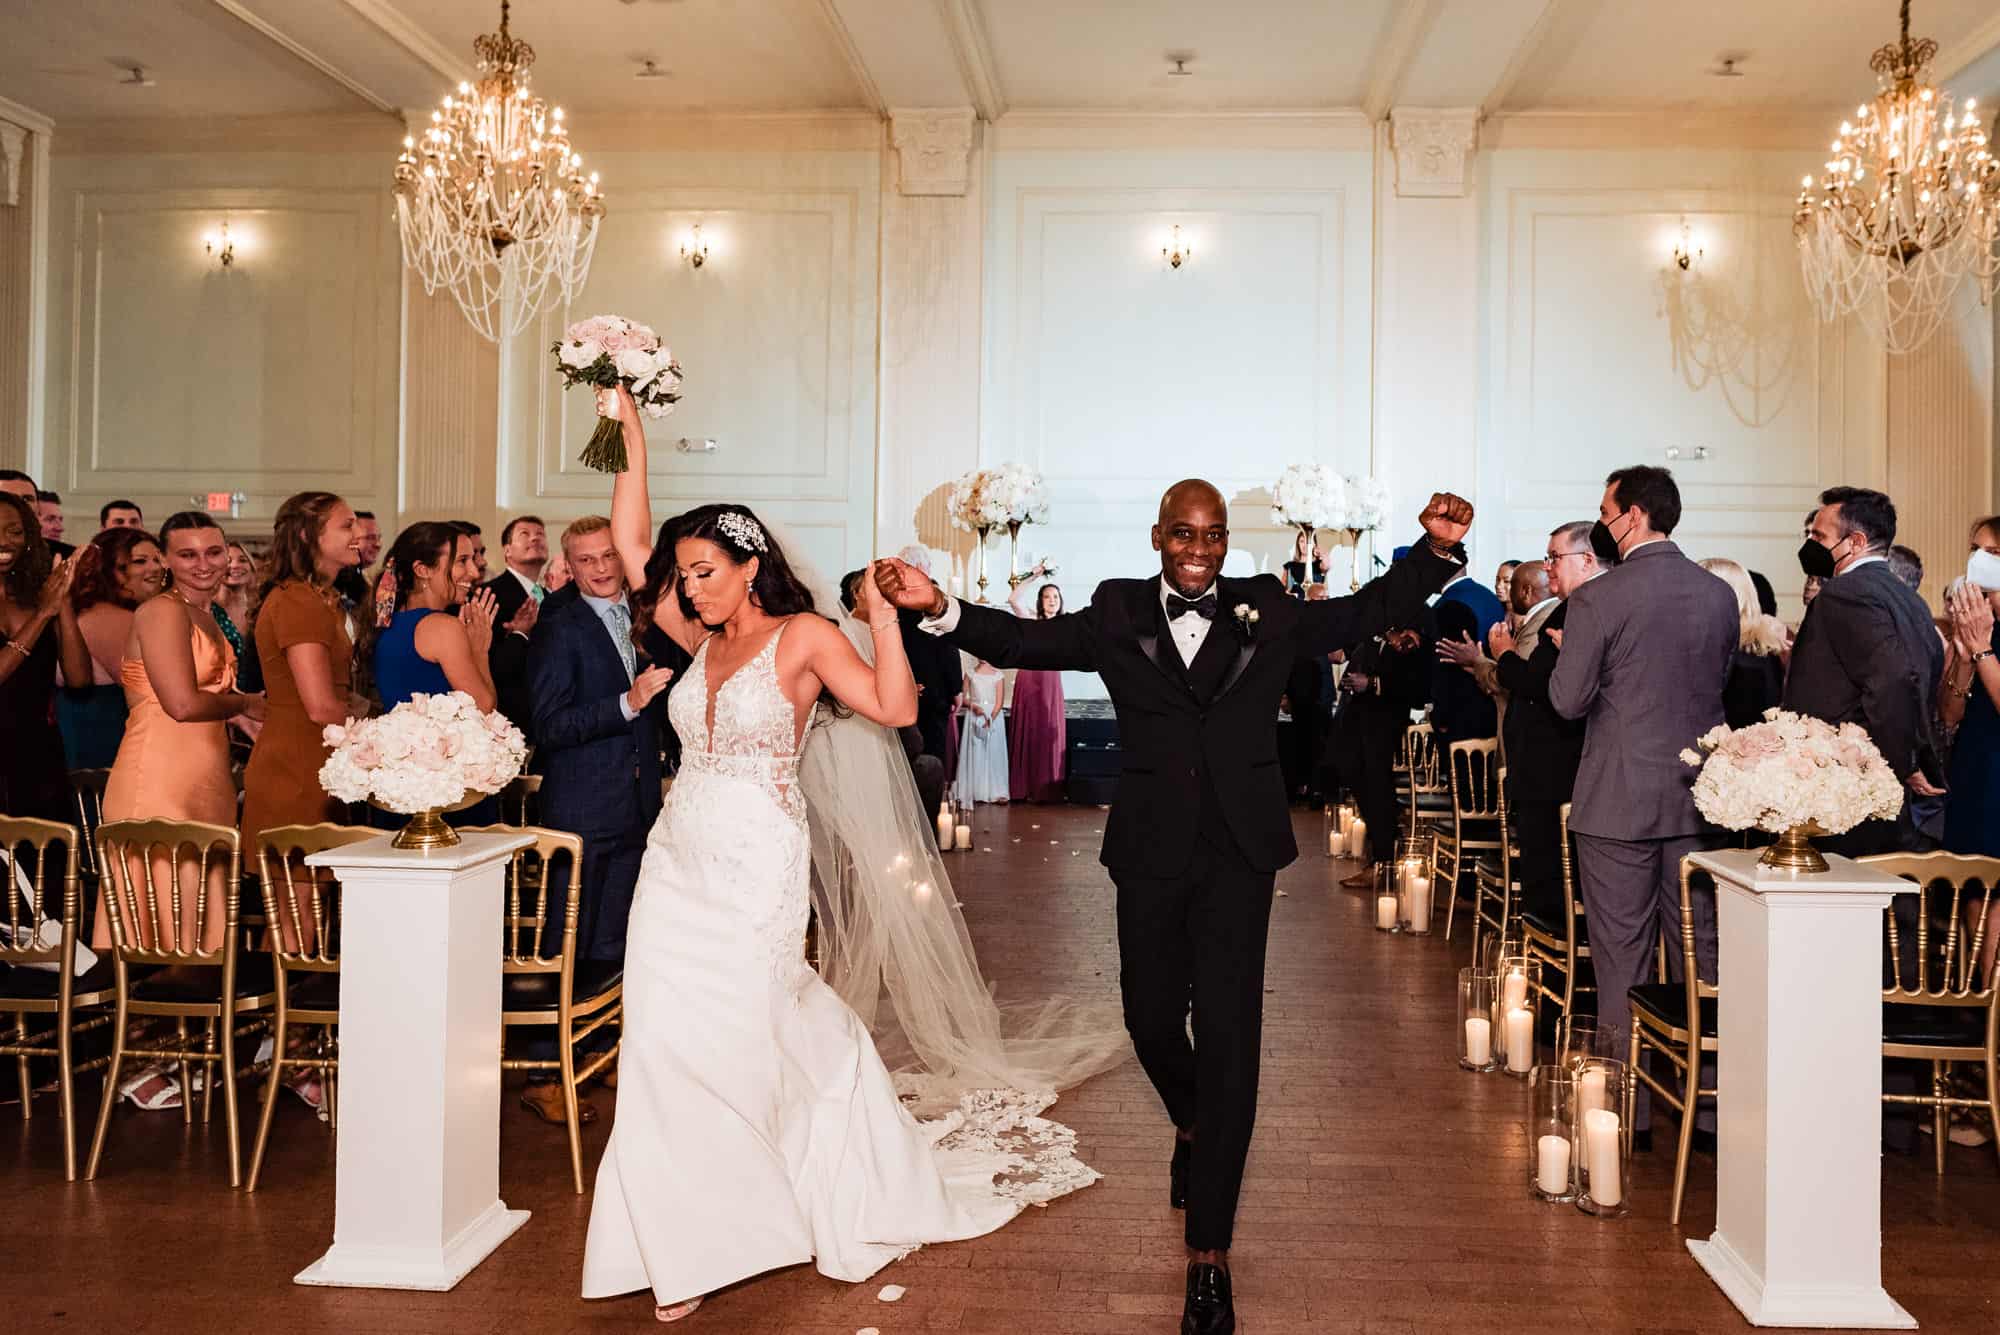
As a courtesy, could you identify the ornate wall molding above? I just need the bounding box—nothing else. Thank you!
[1389,108,1478,198]
[0,124,24,207]
[890,108,977,197]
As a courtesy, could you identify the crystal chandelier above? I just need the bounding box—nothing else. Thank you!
[1794,0,1999,353]
[394,0,604,342]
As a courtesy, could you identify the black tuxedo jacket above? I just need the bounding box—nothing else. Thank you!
[1782,560,1944,784]
[900,609,963,761]
[483,570,538,740]
[943,539,1460,877]
[527,587,664,838]
[1492,600,1586,803]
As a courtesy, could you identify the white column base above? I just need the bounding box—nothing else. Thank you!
[296,1201,531,1292]
[1690,1234,1915,1330]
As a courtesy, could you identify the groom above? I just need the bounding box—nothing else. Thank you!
[878,481,1473,1335]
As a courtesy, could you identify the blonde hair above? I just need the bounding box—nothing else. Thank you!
[561,514,611,555]
[1701,557,1788,657]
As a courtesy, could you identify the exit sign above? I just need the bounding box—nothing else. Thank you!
[204,492,234,513]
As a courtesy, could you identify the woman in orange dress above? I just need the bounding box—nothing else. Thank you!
[100,512,266,954]
[241,492,364,869]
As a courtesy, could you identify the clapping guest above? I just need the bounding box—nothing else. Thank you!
[1428,558,1504,743]
[1785,487,1945,853]
[62,528,165,769]
[241,493,366,862]
[1700,558,1788,729]
[1942,519,2000,856]
[483,515,548,739]
[0,492,88,821]
[214,541,263,694]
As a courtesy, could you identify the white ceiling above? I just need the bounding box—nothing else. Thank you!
[4,0,1999,129]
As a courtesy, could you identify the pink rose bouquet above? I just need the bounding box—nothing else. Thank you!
[551,314,684,472]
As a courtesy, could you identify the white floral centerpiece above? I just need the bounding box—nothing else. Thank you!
[551,314,684,473]
[1346,476,1392,533]
[947,464,1051,601]
[1269,463,1350,534]
[1680,708,1905,871]
[320,692,529,849]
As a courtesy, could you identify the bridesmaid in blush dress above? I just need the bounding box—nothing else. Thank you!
[1006,576,1067,802]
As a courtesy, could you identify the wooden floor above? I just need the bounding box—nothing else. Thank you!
[7,804,1998,1333]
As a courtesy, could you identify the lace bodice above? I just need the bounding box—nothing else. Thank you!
[670,621,809,819]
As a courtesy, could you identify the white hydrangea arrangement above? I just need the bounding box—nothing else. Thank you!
[1269,465,1394,535]
[947,464,1050,531]
[1346,475,1393,533]
[319,692,528,815]
[1680,708,1905,835]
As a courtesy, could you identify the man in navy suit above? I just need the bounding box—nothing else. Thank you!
[1429,557,1506,743]
[522,516,674,1124]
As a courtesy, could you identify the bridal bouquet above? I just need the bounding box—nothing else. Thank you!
[319,692,528,814]
[1680,708,1904,835]
[551,314,684,473]
[1270,463,1350,532]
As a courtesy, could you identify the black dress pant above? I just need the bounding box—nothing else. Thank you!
[1113,830,1275,1252]
[1282,657,1323,798]
[1346,701,1403,864]
[1513,797,1566,924]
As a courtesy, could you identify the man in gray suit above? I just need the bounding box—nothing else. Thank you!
[1550,466,1737,1068]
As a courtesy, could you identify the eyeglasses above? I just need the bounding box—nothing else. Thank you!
[1544,550,1589,563]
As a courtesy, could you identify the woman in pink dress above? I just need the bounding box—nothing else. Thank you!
[1006,575,1067,802]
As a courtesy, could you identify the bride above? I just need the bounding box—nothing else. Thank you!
[581,386,1126,1321]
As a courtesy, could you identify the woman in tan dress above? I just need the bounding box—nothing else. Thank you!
[241,492,363,870]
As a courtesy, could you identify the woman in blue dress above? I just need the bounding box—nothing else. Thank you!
[361,521,501,828]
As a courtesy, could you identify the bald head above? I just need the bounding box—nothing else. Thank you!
[1153,478,1230,597]
[1509,559,1549,616]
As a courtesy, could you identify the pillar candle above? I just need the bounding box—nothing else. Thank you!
[1406,874,1432,927]
[1536,1133,1572,1196]
[1578,1067,1608,1117]
[1375,894,1397,929]
[1463,1016,1492,1066]
[953,823,972,850]
[937,806,954,845]
[1504,1006,1535,1073]
[1346,818,1367,858]
[1583,1107,1623,1207]
[1502,968,1529,1011]
[1328,828,1341,856]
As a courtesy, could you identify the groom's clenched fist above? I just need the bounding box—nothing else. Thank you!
[1419,492,1475,551]
[875,558,948,618]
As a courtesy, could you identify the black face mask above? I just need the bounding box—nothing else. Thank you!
[1588,515,1625,565]
[1798,536,1841,579]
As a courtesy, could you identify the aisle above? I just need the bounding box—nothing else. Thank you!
[6,805,1997,1333]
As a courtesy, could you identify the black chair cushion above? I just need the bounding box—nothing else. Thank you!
[129,953,276,1004]
[1882,1001,1988,1048]
[0,956,132,1002]
[1521,908,1588,946]
[503,959,624,1013]
[1628,982,1718,1038]
[283,968,341,1012]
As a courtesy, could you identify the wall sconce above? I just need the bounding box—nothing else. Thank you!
[1161,225,1193,270]
[679,222,709,269]
[203,220,236,268]
[1670,216,1702,274]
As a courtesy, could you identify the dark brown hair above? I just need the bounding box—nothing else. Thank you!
[260,491,345,604]
[71,527,160,613]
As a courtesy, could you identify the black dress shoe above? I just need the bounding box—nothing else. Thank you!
[1170,1136,1191,1210]
[1182,1262,1235,1335]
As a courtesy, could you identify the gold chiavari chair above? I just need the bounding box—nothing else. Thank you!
[1521,803,1593,1020]
[1435,738,1502,941]
[1859,851,2000,1176]
[1626,857,1718,1226]
[85,819,276,1186]
[499,773,543,828]
[245,822,375,1192]
[66,768,111,887]
[1394,721,1450,843]
[468,825,623,1194]
[1466,765,1518,960]
[0,817,118,1180]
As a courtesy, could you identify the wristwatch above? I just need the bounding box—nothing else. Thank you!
[1974,649,1995,667]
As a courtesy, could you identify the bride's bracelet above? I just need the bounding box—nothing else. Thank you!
[869,620,899,635]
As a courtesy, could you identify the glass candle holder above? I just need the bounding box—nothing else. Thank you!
[1573,1057,1631,1219]
[1493,955,1541,1078]
[1528,1064,1577,1202]
[1457,967,1499,1072]
[1479,924,1527,979]
[1555,1015,1603,1072]
[1394,838,1433,935]
[1372,861,1401,933]
[1323,804,1343,858]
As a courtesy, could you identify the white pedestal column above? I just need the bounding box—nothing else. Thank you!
[1685,848,1915,1329]
[295,830,534,1291]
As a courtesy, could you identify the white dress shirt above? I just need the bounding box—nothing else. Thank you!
[922,576,1218,667]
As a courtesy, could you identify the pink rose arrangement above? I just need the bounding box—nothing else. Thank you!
[551,314,684,472]
[319,692,527,815]
[1680,708,1904,835]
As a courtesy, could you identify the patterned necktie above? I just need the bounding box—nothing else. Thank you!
[607,602,637,681]
[529,581,545,607]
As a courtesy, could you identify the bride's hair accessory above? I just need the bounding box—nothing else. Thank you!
[717,511,768,554]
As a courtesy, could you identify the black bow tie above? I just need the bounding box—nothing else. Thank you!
[1166,592,1219,621]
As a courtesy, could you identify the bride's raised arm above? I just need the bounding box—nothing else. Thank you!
[798,561,918,729]
[606,383,703,655]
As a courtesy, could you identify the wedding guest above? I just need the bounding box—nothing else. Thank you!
[1551,466,1735,1071]
[1334,620,1429,889]
[1800,507,1824,608]
[1491,524,1600,922]
[1889,544,1924,593]
[99,499,144,531]
[452,520,489,582]
[1493,559,1521,614]
[362,522,502,830]
[842,568,948,823]
[0,492,88,820]
[482,514,548,737]
[1942,518,2000,856]
[1282,531,1326,595]
[241,492,364,861]
[954,658,1010,804]
[35,489,71,558]
[1748,568,1780,618]
[0,469,36,505]
[1785,487,1945,853]
[892,547,961,765]
[1429,557,1504,743]
[541,549,573,596]
[353,510,383,571]
[1008,575,1068,802]
[99,512,265,952]
[62,528,164,769]
[214,541,262,694]
[331,509,380,607]
[1700,557,1788,729]
[1279,540,1330,801]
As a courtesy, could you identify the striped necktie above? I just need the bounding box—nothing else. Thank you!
[606,601,637,681]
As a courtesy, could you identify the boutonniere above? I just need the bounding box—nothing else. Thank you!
[1231,602,1260,641]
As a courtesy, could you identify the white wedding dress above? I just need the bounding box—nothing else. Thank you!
[582,620,1101,1308]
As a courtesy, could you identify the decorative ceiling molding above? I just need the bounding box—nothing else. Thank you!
[0,123,24,207]
[0,93,55,136]
[337,0,471,87]
[1362,0,1443,121]
[991,107,1374,152]
[1480,0,1567,116]
[812,0,888,115]
[207,0,399,117]
[934,0,1005,123]
[1933,10,2000,83]
[1481,105,1847,150]
[1389,107,1478,197]
[889,107,976,195]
